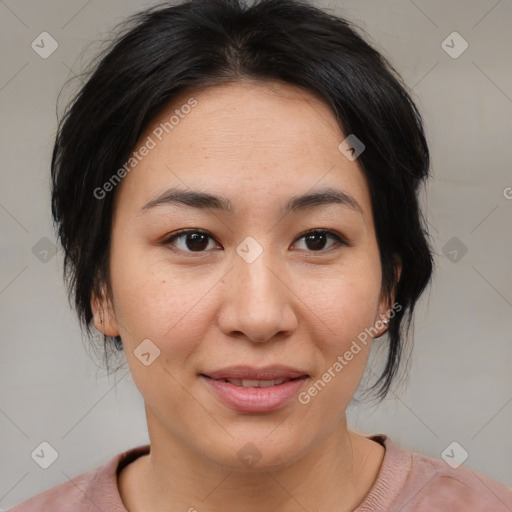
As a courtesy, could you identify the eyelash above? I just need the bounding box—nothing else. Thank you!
[161,228,348,255]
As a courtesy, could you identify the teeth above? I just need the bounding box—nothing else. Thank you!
[241,379,260,387]
[258,380,280,388]
[223,378,289,387]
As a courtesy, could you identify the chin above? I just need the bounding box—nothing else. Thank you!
[201,434,309,473]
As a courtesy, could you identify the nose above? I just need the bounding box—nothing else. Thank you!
[216,247,298,344]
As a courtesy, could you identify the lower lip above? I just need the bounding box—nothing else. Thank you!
[201,375,308,413]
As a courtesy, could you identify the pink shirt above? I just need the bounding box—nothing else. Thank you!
[8,434,512,511]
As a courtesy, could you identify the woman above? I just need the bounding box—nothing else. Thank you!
[9,0,512,510]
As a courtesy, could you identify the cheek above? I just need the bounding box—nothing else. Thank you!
[300,258,382,345]
[109,248,218,360]
[298,270,381,410]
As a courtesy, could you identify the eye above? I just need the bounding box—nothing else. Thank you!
[292,229,346,252]
[162,229,219,253]
[162,228,347,254]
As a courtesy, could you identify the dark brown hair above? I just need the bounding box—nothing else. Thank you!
[51,0,435,402]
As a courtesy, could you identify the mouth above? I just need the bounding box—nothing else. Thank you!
[200,375,306,388]
[201,364,309,382]
[199,368,310,413]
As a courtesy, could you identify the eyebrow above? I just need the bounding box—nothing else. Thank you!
[137,186,363,216]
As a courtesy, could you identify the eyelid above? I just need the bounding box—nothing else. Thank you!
[293,229,348,250]
[161,229,219,255]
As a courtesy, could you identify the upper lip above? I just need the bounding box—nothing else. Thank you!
[201,365,309,381]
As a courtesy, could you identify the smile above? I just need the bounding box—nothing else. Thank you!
[200,374,309,413]
[213,377,297,387]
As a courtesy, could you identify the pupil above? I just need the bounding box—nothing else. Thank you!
[306,232,326,251]
[186,233,208,251]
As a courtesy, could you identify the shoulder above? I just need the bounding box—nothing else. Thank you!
[384,437,512,510]
[7,468,99,512]
[7,445,150,512]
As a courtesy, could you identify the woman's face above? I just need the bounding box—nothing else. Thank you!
[94,80,395,470]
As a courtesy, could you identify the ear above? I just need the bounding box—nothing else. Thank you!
[389,253,402,305]
[90,283,120,337]
[376,254,402,334]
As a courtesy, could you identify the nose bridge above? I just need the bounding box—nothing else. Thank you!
[218,235,296,342]
[234,236,282,308]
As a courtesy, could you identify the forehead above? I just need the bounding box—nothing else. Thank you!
[114,80,372,220]
[161,80,344,154]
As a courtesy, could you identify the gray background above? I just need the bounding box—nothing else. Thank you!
[1,0,511,508]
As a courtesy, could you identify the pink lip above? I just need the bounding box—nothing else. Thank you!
[201,375,309,413]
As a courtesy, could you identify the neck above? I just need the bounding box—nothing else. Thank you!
[119,409,384,512]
